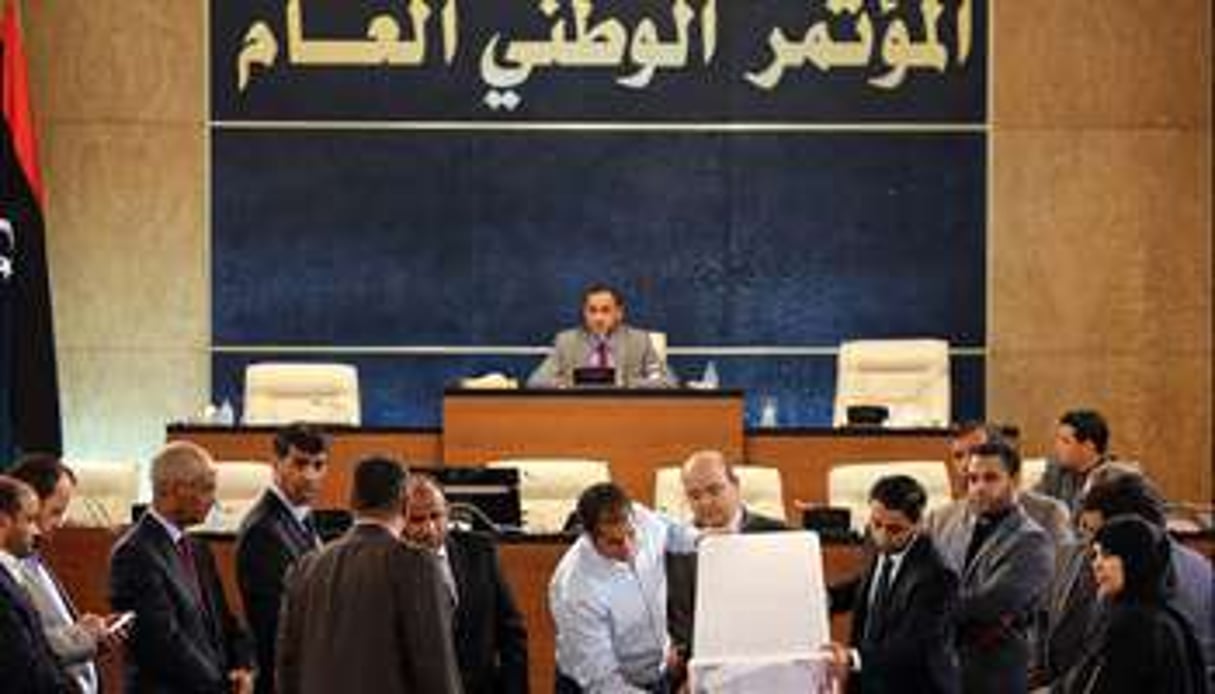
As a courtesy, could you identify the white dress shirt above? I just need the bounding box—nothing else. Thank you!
[550,504,697,693]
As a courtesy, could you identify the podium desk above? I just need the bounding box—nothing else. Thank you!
[443,389,745,505]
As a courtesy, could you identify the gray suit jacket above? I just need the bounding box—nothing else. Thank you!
[1019,490,1073,547]
[527,325,675,388]
[276,523,463,694]
[925,501,1055,694]
[21,556,99,693]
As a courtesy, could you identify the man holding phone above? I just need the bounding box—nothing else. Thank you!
[10,454,131,694]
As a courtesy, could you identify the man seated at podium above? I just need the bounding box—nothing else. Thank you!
[550,482,697,693]
[528,284,676,389]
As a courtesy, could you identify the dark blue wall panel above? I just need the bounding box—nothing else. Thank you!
[212,131,986,347]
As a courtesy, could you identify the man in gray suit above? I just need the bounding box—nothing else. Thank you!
[10,454,126,694]
[948,423,1072,547]
[276,456,462,694]
[528,283,675,388]
[926,440,1054,694]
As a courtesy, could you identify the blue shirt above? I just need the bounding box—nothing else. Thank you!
[550,504,697,693]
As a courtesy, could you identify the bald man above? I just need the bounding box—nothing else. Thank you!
[667,450,786,668]
[110,442,254,694]
[403,475,528,694]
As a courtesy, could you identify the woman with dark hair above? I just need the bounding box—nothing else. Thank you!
[1062,516,1208,693]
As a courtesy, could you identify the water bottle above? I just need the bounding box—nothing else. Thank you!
[217,399,235,426]
[701,361,719,389]
[759,396,779,428]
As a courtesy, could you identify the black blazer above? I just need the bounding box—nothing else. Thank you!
[236,491,319,694]
[0,566,74,693]
[832,534,961,694]
[446,531,529,694]
[1062,602,1209,694]
[109,512,253,694]
[666,508,787,657]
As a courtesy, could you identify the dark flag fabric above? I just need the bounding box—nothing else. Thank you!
[1,0,61,464]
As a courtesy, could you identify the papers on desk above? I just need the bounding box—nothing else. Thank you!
[459,372,519,389]
[690,531,834,694]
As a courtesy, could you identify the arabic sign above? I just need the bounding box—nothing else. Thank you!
[211,0,987,122]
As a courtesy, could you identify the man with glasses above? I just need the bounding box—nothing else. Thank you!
[236,423,330,694]
[550,482,697,693]
[925,440,1054,693]
[825,474,961,693]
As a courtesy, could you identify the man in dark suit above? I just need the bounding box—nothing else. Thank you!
[403,473,529,694]
[925,440,1054,694]
[235,423,329,694]
[667,450,786,670]
[825,474,960,694]
[0,475,73,693]
[109,441,255,694]
[276,457,462,694]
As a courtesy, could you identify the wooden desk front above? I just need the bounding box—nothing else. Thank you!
[442,389,746,505]
[166,425,442,508]
[167,421,952,518]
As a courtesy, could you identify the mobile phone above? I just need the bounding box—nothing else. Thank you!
[107,611,136,634]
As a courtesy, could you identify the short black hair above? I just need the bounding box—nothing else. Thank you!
[581,283,625,308]
[951,421,1020,446]
[869,474,928,523]
[576,482,631,537]
[273,422,330,459]
[8,453,76,501]
[969,439,1022,477]
[1081,474,1166,528]
[1060,409,1109,454]
[350,456,407,513]
[0,476,35,517]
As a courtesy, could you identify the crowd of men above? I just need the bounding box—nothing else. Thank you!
[0,410,1211,693]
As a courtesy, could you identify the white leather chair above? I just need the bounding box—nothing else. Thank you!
[1020,457,1048,491]
[243,362,361,426]
[654,465,788,523]
[486,458,610,534]
[64,459,141,527]
[832,339,951,428]
[828,461,953,534]
[648,331,668,362]
[205,461,274,533]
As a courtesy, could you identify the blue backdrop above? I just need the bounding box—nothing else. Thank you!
[209,0,989,427]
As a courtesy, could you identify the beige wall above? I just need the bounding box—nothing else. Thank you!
[990,0,1212,502]
[24,2,1212,501]
[24,1,207,477]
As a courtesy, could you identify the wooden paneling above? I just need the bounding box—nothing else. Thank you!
[443,392,745,505]
[168,426,443,509]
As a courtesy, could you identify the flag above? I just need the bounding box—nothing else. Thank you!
[1,0,61,463]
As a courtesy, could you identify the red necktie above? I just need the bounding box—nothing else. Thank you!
[176,537,205,606]
[594,340,610,367]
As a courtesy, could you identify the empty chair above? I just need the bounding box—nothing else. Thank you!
[654,465,788,523]
[832,339,951,428]
[828,461,953,535]
[205,461,274,533]
[242,362,361,426]
[64,459,141,527]
[486,458,610,534]
[648,331,668,362]
[1019,457,1048,491]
